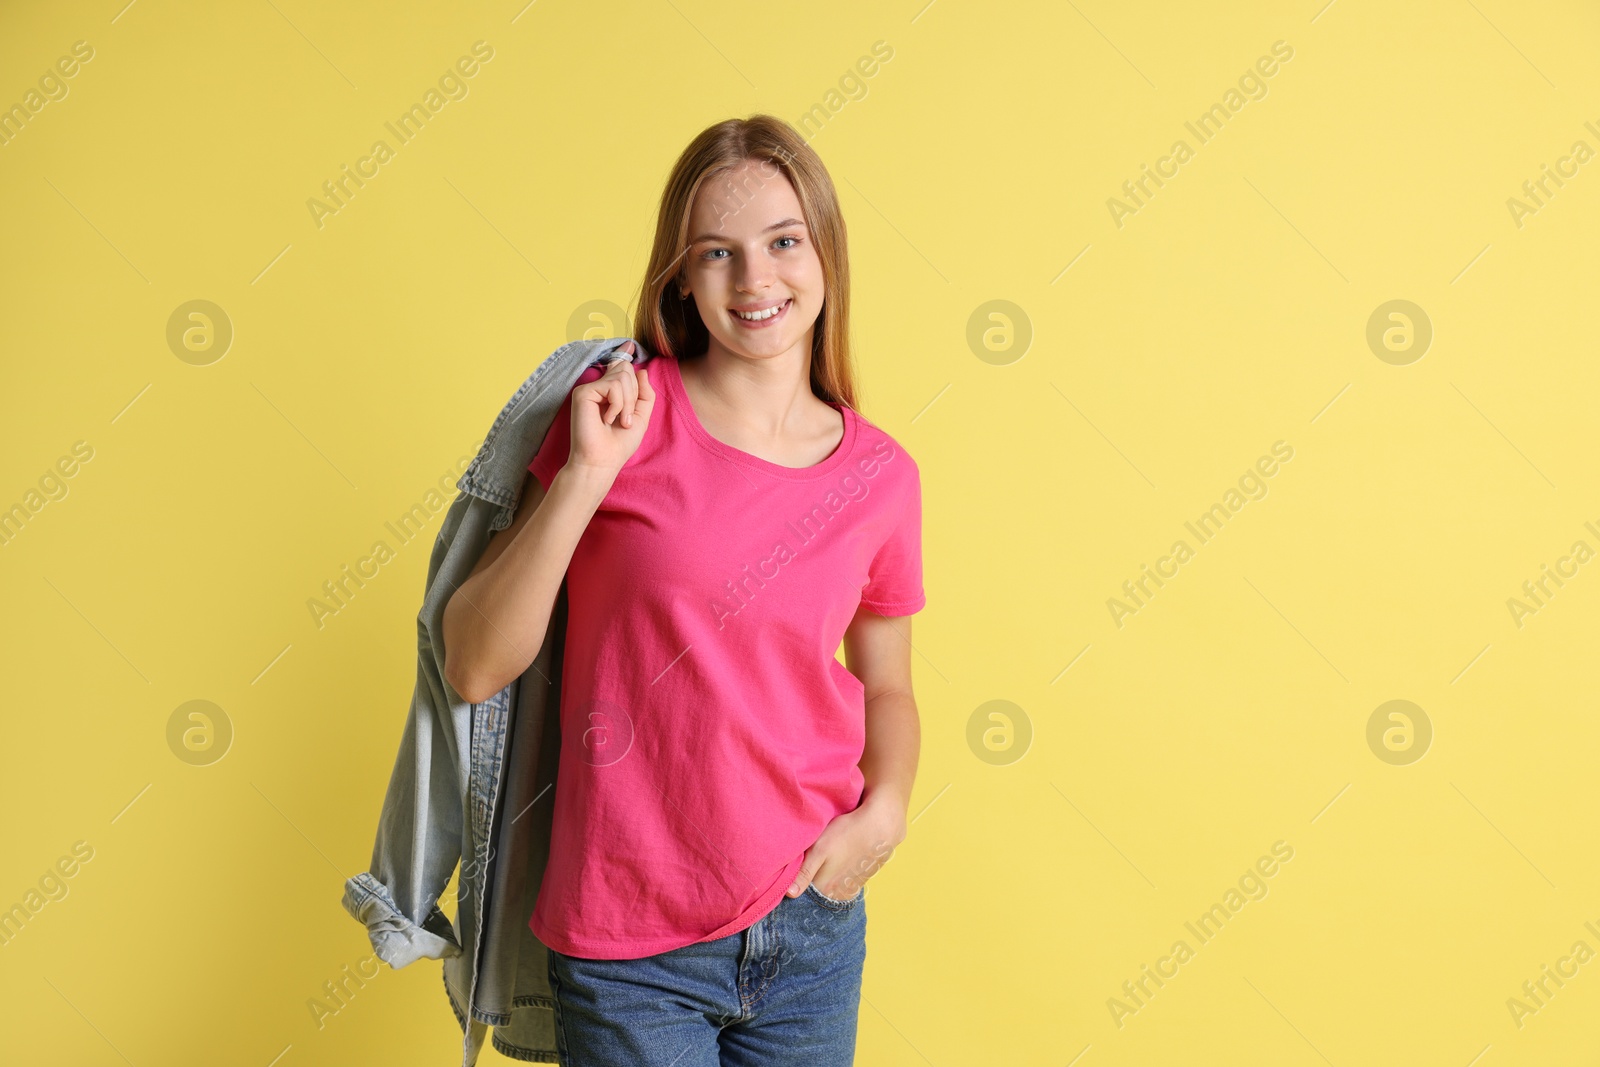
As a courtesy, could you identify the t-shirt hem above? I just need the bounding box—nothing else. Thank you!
[530,855,803,960]
[531,916,708,959]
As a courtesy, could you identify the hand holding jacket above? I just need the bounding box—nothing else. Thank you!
[340,336,652,1067]
[566,340,657,479]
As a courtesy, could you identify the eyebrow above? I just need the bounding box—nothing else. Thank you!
[688,218,807,245]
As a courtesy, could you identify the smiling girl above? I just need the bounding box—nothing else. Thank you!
[442,114,926,1065]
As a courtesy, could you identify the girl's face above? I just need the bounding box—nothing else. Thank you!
[680,159,824,366]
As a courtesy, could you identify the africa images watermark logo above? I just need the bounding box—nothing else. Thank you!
[1106,440,1296,628]
[708,438,901,630]
[1107,839,1296,1028]
[1106,39,1295,229]
[305,41,495,230]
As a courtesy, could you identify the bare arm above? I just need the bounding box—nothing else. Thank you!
[787,606,920,900]
[442,348,655,704]
[845,607,920,824]
[441,465,615,704]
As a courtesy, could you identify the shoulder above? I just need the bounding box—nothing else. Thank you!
[846,408,920,489]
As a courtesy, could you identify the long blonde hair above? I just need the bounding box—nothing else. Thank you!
[632,114,858,410]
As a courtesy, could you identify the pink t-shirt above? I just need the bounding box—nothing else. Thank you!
[525,352,924,959]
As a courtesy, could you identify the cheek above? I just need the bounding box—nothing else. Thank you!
[786,261,818,294]
[796,259,826,300]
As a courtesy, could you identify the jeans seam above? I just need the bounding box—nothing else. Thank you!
[548,949,572,1065]
[805,883,862,912]
[743,907,782,1015]
[736,924,753,1017]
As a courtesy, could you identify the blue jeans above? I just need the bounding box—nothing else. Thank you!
[547,883,868,1065]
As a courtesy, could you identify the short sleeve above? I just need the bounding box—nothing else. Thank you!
[528,365,605,491]
[859,463,926,616]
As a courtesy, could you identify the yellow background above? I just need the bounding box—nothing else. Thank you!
[3,0,1598,1063]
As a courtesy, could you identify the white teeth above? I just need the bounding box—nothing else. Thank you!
[734,300,787,321]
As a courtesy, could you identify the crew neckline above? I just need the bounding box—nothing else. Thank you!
[657,354,858,480]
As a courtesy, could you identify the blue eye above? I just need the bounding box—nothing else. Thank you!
[700,236,801,260]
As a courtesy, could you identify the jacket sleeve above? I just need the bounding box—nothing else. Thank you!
[341,489,485,967]
[339,337,643,973]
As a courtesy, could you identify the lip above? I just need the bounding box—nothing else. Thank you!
[730,297,791,329]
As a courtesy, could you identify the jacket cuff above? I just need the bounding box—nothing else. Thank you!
[341,871,463,968]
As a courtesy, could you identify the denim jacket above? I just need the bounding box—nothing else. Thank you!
[341,335,652,1065]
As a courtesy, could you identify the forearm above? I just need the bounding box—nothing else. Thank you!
[442,465,611,701]
[857,688,920,827]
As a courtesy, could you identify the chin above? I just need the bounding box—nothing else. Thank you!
[717,341,783,363]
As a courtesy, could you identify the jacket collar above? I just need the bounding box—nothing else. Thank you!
[457,336,652,508]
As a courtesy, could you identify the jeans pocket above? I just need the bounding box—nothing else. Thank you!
[804,882,864,912]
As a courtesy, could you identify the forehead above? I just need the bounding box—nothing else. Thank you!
[688,160,805,237]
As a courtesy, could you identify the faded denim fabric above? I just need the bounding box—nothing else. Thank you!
[341,335,654,1065]
[548,884,867,1065]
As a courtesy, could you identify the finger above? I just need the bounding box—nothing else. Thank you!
[600,350,631,381]
[605,379,626,426]
[627,368,655,427]
[786,853,822,897]
[589,379,612,426]
[620,366,639,427]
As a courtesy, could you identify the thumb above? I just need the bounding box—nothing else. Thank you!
[786,853,821,897]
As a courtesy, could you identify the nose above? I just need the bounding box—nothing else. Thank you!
[735,250,776,294]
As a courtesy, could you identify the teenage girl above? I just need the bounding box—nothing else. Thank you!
[441,114,926,1066]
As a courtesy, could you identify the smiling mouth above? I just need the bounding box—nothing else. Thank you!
[731,298,791,326]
